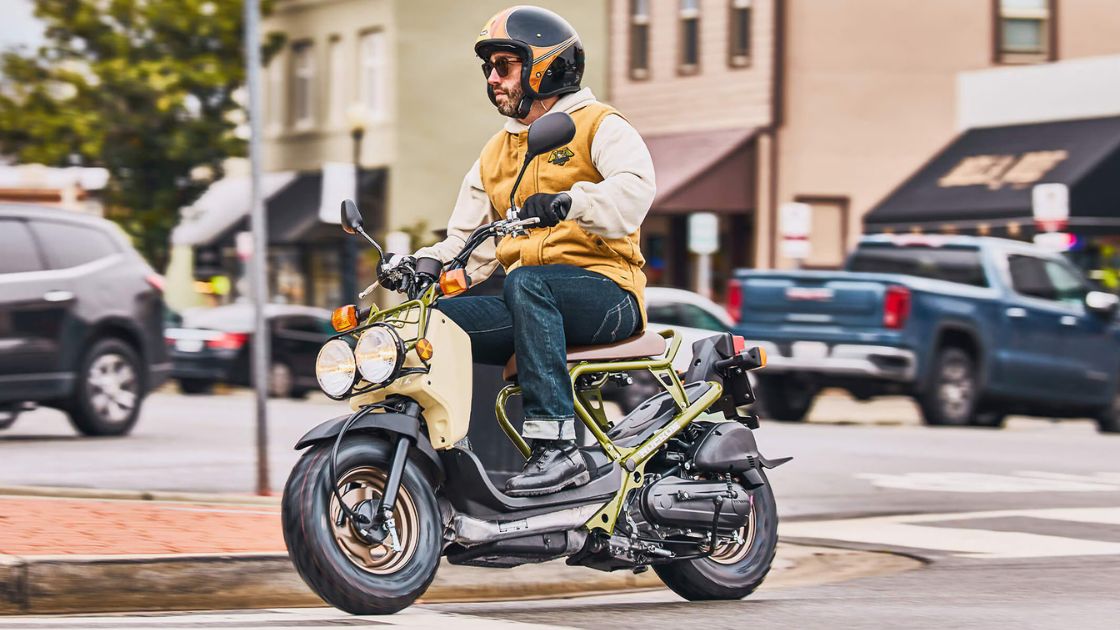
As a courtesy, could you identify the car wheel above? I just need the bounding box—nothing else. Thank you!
[1094,384,1120,434]
[756,374,817,422]
[178,378,215,395]
[269,361,294,399]
[919,347,978,427]
[68,338,144,437]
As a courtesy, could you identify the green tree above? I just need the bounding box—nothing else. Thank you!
[0,0,282,270]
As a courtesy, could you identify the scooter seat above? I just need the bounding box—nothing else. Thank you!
[502,331,667,381]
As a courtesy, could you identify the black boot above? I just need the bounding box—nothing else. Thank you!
[504,440,590,497]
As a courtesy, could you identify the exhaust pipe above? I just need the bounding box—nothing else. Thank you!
[450,503,601,546]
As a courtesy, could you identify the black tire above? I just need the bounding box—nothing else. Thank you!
[67,338,144,437]
[756,374,817,422]
[918,347,978,427]
[972,409,1007,429]
[653,474,778,601]
[178,378,215,395]
[1094,384,1120,434]
[282,440,441,615]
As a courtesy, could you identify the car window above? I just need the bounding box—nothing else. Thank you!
[29,220,119,269]
[0,219,45,274]
[647,304,682,327]
[1008,254,1057,301]
[848,245,988,287]
[278,316,333,336]
[676,304,728,332]
[1044,260,1088,306]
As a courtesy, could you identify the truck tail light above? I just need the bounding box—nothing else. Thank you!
[206,332,249,350]
[726,280,742,323]
[883,286,911,330]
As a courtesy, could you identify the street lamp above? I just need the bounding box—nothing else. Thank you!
[343,103,373,302]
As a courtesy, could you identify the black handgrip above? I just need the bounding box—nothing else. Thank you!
[415,256,443,279]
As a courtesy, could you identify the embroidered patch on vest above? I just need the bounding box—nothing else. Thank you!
[547,147,575,166]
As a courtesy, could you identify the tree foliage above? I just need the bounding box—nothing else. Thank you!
[0,0,282,270]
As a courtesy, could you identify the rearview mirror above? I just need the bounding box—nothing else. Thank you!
[340,199,363,235]
[1086,291,1119,318]
[526,112,576,160]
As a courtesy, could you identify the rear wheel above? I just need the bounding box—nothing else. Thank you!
[282,440,441,615]
[1094,384,1120,434]
[918,347,978,427]
[756,374,817,422]
[653,476,778,600]
[68,338,144,437]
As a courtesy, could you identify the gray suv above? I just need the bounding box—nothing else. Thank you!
[0,205,170,436]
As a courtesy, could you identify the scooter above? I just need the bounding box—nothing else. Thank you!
[281,111,790,615]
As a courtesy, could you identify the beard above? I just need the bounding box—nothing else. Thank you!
[494,82,525,118]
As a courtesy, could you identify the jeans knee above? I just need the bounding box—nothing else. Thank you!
[504,267,546,302]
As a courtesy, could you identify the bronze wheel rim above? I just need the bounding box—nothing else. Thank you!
[709,496,758,565]
[328,466,420,576]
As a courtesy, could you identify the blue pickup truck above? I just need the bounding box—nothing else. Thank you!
[731,235,1120,433]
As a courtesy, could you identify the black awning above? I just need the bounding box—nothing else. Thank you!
[864,116,1120,233]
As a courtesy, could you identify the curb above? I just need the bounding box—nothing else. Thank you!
[0,486,279,506]
[0,542,921,616]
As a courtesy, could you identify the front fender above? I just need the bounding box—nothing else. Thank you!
[295,410,444,483]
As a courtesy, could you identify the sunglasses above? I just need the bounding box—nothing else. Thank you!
[481,57,522,78]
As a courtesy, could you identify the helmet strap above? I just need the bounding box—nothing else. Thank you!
[515,95,534,119]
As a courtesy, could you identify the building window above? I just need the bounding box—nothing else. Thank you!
[629,0,650,80]
[995,0,1054,64]
[359,30,387,120]
[679,0,700,75]
[266,52,285,134]
[327,36,345,128]
[729,0,751,67]
[290,41,315,130]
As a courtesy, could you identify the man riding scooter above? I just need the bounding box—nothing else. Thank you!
[392,6,656,496]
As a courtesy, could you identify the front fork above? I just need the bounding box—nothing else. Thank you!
[334,400,419,550]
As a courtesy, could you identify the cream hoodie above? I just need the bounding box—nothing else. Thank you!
[414,88,656,284]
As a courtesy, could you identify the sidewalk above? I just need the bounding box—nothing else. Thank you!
[0,488,920,615]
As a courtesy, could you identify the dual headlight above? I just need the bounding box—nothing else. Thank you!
[315,326,403,397]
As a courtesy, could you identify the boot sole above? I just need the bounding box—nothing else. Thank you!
[504,470,592,498]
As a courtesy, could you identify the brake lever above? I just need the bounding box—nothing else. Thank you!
[358,280,380,300]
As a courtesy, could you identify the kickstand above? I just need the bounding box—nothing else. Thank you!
[707,496,725,552]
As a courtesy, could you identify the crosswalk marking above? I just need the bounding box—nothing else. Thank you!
[854,471,1120,493]
[781,507,1120,559]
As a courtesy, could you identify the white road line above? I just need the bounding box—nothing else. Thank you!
[781,507,1120,559]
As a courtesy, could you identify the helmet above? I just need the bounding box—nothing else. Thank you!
[475,6,585,118]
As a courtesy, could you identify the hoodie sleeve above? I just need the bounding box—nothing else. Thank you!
[414,160,502,285]
[564,114,657,239]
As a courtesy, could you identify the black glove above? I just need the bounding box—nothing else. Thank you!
[380,254,415,292]
[520,192,572,228]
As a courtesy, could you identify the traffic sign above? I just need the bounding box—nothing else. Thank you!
[688,212,719,255]
[779,202,812,239]
[1032,183,1069,232]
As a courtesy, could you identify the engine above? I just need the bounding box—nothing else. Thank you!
[639,476,752,532]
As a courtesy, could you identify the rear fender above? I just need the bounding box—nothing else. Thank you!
[295,411,444,484]
[690,421,791,489]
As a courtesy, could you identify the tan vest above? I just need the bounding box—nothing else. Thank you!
[479,102,648,326]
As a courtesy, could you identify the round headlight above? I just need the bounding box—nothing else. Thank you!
[316,338,357,397]
[355,326,403,385]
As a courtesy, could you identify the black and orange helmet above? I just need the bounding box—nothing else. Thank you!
[475,6,585,118]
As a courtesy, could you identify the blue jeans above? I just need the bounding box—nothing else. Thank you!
[436,265,640,441]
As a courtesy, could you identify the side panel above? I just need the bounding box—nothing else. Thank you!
[350,312,473,449]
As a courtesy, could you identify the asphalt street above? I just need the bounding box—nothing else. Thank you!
[1,390,1118,628]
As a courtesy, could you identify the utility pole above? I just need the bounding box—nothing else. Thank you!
[244,0,271,496]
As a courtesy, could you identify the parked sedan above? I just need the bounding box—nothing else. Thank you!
[605,287,736,410]
[166,304,333,398]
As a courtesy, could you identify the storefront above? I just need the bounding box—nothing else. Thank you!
[641,128,757,299]
[863,115,1120,290]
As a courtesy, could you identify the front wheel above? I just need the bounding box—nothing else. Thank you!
[1095,383,1120,434]
[653,475,778,601]
[282,440,441,615]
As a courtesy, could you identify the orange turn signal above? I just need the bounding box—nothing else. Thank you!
[416,338,434,361]
[756,346,767,368]
[439,269,470,297]
[331,305,359,332]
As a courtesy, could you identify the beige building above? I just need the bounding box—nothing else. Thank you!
[607,0,1120,292]
[173,0,607,308]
